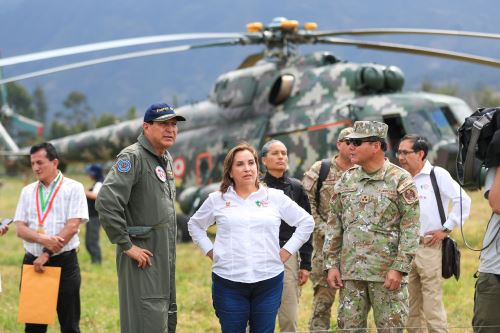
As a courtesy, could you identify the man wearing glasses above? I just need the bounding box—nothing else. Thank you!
[324,121,420,332]
[398,135,470,333]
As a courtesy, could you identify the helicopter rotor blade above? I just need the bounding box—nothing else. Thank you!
[0,33,245,67]
[0,40,242,85]
[314,28,500,40]
[317,37,500,68]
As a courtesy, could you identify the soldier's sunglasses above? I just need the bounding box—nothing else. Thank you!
[346,138,379,147]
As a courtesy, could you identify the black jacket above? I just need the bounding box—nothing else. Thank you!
[262,171,313,271]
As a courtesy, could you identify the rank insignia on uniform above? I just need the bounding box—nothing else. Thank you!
[166,170,174,180]
[403,188,418,204]
[155,166,166,182]
[360,194,369,203]
[116,159,131,173]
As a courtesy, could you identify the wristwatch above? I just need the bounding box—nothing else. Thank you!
[42,247,54,257]
[442,227,452,234]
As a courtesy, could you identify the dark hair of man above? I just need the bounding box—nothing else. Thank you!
[400,134,429,160]
[380,139,387,152]
[365,136,387,152]
[220,142,260,194]
[30,142,59,161]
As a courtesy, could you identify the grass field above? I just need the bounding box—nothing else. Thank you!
[0,172,493,332]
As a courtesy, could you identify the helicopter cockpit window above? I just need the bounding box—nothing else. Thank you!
[446,103,473,132]
[401,109,455,144]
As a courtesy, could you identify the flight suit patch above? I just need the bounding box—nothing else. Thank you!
[166,170,174,180]
[116,159,131,173]
[155,166,166,182]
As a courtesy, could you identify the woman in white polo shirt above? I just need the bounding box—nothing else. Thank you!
[188,142,314,333]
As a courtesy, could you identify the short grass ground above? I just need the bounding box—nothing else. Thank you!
[0,172,492,332]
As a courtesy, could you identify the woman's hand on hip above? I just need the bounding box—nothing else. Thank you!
[279,248,291,263]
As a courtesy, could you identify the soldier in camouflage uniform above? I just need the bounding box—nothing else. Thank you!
[323,121,420,333]
[302,127,354,331]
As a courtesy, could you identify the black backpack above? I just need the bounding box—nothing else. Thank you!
[457,107,500,189]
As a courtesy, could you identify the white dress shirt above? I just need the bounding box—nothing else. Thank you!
[188,185,314,283]
[414,160,471,235]
[92,181,103,194]
[14,172,89,256]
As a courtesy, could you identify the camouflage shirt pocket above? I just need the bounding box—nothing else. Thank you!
[372,190,399,231]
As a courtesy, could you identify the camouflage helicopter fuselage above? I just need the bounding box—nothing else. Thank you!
[43,51,471,215]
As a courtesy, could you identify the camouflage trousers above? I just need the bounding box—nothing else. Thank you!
[337,280,409,333]
[310,230,329,288]
[309,284,336,332]
[309,231,337,331]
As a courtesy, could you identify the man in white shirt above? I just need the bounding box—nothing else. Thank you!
[398,135,471,333]
[14,142,88,333]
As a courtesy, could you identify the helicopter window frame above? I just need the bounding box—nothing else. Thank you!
[400,108,455,144]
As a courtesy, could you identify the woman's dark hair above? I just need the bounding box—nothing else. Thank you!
[400,134,429,160]
[220,142,260,194]
[30,142,59,160]
[260,139,284,158]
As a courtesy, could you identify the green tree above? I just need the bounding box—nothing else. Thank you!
[95,112,119,128]
[126,106,137,120]
[48,120,70,139]
[471,88,500,109]
[32,86,48,124]
[62,91,93,127]
[420,80,459,96]
[6,82,35,118]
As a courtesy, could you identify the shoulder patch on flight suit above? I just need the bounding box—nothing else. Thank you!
[116,159,132,173]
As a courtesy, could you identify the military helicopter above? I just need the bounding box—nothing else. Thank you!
[2,17,500,240]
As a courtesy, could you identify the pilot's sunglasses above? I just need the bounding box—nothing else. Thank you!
[346,138,379,147]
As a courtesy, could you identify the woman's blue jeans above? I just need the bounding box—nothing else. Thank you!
[212,271,284,333]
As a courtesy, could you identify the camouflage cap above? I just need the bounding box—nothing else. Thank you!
[346,121,388,139]
[337,127,354,141]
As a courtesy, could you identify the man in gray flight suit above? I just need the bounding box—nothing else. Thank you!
[96,102,185,333]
